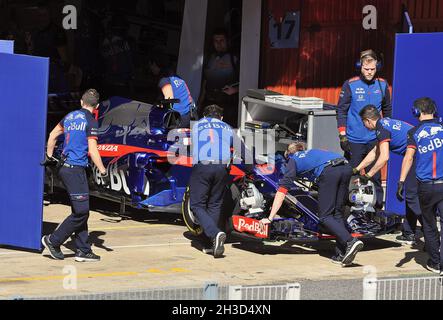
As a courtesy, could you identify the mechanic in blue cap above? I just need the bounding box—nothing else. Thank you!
[354,105,422,245]
[260,143,364,267]
[41,89,110,262]
[190,104,233,258]
[399,98,443,276]
[150,58,196,128]
[337,50,392,211]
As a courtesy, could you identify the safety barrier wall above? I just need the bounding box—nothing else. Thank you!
[363,276,443,300]
[18,283,301,301]
[10,277,443,300]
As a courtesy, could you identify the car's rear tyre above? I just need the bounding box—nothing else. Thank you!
[182,184,241,236]
[182,187,204,236]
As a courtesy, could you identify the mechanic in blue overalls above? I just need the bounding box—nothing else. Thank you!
[41,89,110,262]
[354,105,422,245]
[260,143,364,267]
[337,50,392,211]
[399,98,443,275]
[150,58,195,128]
[190,105,233,258]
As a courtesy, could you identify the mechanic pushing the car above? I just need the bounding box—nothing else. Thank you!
[399,98,443,276]
[190,105,233,258]
[150,57,196,128]
[337,50,392,211]
[260,143,364,267]
[354,105,423,245]
[41,89,110,262]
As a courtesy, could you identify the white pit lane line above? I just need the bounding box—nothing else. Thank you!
[0,241,193,257]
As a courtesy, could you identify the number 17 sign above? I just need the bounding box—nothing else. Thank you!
[269,11,301,49]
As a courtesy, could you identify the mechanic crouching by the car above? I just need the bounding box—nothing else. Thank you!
[399,98,443,276]
[41,89,110,262]
[354,105,422,245]
[261,143,364,267]
[190,105,233,258]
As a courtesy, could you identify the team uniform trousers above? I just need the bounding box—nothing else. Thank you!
[50,166,92,253]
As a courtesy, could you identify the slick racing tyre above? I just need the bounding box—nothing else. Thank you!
[182,184,240,236]
[182,187,204,236]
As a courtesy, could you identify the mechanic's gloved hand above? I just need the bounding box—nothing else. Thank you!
[40,154,58,167]
[352,168,360,175]
[358,174,372,185]
[260,217,273,226]
[339,135,351,154]
[100,172,111,188]
[396,181,405,202]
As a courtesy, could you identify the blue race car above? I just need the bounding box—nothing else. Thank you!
[46,97,402,243]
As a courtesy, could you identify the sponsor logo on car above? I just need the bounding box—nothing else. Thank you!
[92,163,150,197]
[233,216,269,239]
[98,145,119,152]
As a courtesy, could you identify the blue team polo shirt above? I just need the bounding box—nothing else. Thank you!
[59,108,99,167]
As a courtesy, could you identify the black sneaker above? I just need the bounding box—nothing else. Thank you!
[331,254,344,265]
[202,247,214,255]
[41,236,64,260]
[75,251,101,262]
[342,238,364,266]
[396,234,416,245]
[426,260,440,274]
[212,232,226,258]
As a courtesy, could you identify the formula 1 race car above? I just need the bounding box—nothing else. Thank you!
[45,96,402,243]
[182,154,403,243]
[46,96,193,213]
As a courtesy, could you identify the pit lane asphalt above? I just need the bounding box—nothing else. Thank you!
[0,195,435,300]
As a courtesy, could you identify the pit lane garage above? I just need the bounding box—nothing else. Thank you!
[1,0,443,258]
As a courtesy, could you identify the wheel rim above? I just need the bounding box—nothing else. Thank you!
[187,194,199,225]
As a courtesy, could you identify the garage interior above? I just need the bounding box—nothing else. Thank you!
[1,0,242,98]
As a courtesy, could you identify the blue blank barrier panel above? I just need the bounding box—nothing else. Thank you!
[0,40,14,54]
[0,53,49,250]
[387,33,443,214]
